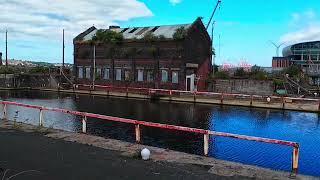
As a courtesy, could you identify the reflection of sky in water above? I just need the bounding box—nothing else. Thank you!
[208,108,320,176]
[1,91,320,176]
[3,98,81,132]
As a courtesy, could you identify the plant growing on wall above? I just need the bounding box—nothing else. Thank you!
[142,32,159,42]
[173,27,188,40]
[92,30,123,44]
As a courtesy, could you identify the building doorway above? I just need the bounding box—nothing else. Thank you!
[186,74,196,91]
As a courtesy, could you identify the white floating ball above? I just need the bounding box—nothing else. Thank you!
[141,148,151,160]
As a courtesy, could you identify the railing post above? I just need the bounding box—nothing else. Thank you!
[250,95,253,106]
[2,104,7,120]
[82,116,87,133]
[292,146,299,174]
[126,87,129,98]
[135,124,141,143]
[204,133,209,156]
[220,93,224,104]
[39,109,44,127]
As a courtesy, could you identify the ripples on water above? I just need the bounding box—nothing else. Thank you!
[0,90,319,176]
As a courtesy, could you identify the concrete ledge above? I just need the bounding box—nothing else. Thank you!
[1,88,319,113]
[0,120,316,180]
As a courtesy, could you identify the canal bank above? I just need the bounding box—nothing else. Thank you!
[33,87,320,113]
[1,90,320,176]
[0,120,314,180]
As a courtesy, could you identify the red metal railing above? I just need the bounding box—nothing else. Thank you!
[67,84,320,111]
[0,100,299,174]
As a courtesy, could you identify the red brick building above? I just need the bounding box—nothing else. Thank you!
[272,57,290,68]
[73,18,212,91]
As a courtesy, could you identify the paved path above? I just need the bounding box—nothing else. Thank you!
[0,128,246,180]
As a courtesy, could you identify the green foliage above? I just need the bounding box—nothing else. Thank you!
[142,32,159,42]
[215,71,229,79]
[29,66,50,74]
[0,66,16,74]
[92,30,123,44]
[284,65,301,78]
[250,65,268,80]
[213,64,219,73]
[234,68,247,77]
[158,35,166,40]
[173,27,188,40]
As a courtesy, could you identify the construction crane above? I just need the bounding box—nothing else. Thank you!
[206,0,222,30]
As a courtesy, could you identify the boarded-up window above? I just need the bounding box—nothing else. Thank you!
[172,71,179,84]
[138,70,144,82]
[161,70,168,82]
[78,67,83,79]
[104,68,110,80]
[147,71,153,82]
[116,69,122,81]
[85,67,91,79]
[96,67,102,79]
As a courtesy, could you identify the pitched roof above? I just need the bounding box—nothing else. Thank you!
[81,23,192,41]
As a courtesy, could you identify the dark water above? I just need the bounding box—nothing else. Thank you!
[0,90,319,176]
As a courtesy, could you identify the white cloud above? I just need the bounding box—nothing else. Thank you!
[0,0,153,42]
[280,9,320,44]
[169,0,182,5]
[280,24,320,44]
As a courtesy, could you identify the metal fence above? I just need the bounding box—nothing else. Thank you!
[0,100,300,174]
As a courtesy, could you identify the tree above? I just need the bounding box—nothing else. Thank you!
[234,68,247,77]
[142,32,159,42]
[215,71,229,79]
[284,65,301,78]
[92,30,123,44]
[250,65,268,80]
[173,27,188,40]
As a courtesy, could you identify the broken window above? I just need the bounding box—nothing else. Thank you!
[125,70,131,81]
[172,71,179,84]
[96,67,102,79]
[147,71,153,82]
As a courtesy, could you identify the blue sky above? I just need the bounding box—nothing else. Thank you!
[0,0,319,66]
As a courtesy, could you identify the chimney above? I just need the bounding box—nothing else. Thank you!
[109,26,120,29]
[0,52,2,66]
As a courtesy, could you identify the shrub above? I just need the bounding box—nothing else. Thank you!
[92,30,123,44]
[173,27,188,40]
[215,71,229,79]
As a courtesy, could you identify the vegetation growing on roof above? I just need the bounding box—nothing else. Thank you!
[92,30,123,44]
[142,32,169,42]
[173,27,188,40]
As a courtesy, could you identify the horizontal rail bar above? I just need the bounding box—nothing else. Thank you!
[0,100,300,173]
[73,84,320,103]
[0,100,298,148]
